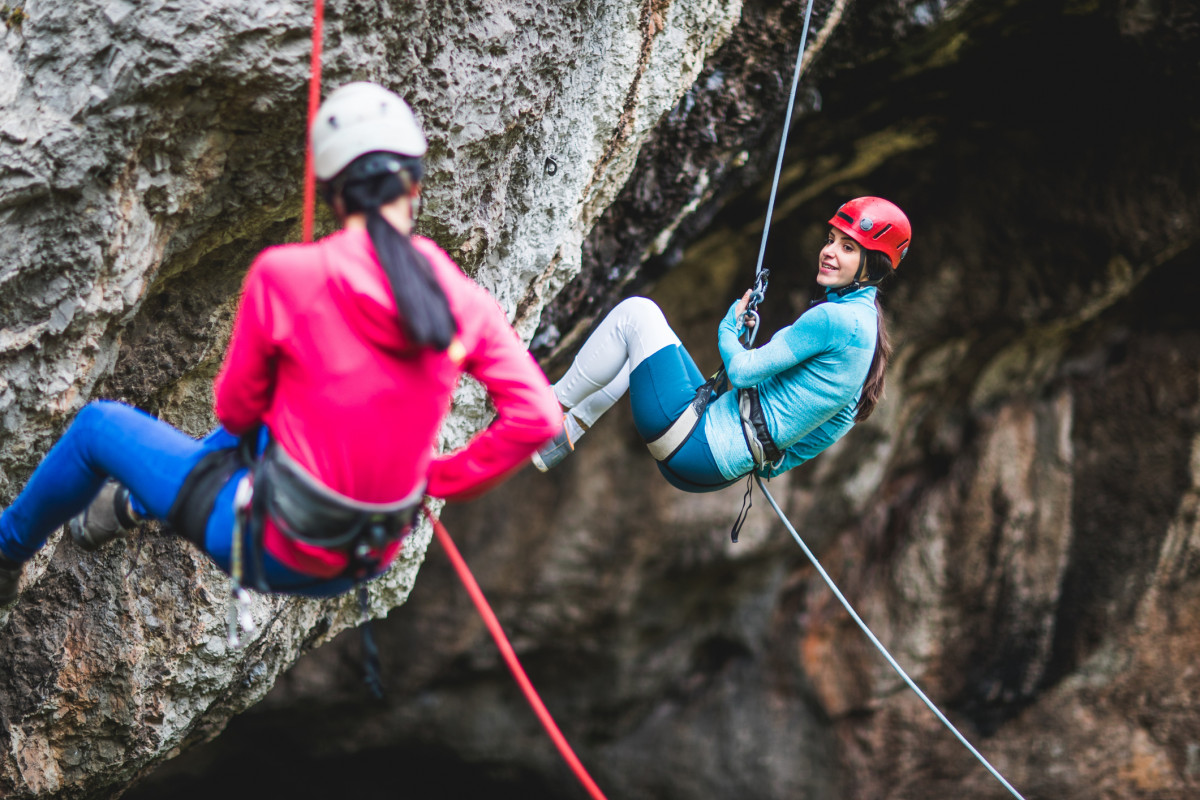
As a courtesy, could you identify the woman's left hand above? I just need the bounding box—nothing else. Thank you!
[735,289,756,330]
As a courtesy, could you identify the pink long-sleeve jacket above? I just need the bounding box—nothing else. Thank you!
[213,228,560,577]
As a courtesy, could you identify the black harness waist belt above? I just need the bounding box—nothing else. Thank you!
[168,437,424,569]
[257,442,424,551]
[168,447,245,548]
[738,387,782,469]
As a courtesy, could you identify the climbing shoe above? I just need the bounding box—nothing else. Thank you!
[0,552,22,607]
[532,416,575,473]
[68,480,139,552]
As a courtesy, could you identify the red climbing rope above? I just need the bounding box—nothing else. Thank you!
[301,0,326,243]
[426,508,609,800]
[303,3,600,790]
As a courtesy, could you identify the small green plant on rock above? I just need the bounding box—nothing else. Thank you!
[1,4,27,28]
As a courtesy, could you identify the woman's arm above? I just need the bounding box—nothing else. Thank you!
[717,301,835,388]
[213,255,282,434]
[425,293,560,501]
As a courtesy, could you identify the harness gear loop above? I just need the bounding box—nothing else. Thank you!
[227,476,257,649]
[729,474,754,543]
[738,387,783,470]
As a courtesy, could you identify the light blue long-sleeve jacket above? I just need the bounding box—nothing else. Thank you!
[702,286,879,480]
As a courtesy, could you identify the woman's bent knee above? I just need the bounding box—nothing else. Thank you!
[616,296,665,323]
[73,400,130,429]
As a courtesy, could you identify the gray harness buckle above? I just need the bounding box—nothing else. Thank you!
[738,387,783,470]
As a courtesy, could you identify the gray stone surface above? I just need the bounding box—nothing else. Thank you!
[129,2,1200,799]
[6,0,1200,798]
[0,1,740,796]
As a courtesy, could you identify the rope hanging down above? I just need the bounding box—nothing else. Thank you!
[301,0,327,243]
[746,0,818,315]
[742,4,1027,798]
[428,509,610,800]
[301,8,603,794]
[754,478,1028,800]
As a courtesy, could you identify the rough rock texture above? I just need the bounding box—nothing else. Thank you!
[0,0,741,797]
[6,0,1200,798]
[127,1,1200,799]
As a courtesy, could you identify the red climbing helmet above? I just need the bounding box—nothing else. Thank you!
[829,196,911,269]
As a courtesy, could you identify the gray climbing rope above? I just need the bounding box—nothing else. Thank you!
[728,2,1030,794]
[747,0,819,313]
[755,476,1028,800]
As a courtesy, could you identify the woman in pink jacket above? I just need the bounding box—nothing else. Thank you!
[0,82,560,603]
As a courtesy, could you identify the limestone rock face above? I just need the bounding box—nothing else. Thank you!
[128,2,1200,800]
[6,0,1200,798]
[0,0,740,797]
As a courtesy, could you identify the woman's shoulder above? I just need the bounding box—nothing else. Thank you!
[817,294,876,330]
[410,235,511,332]
[244,241,327,299]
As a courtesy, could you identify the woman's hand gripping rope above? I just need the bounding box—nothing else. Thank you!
[736,268,770,348]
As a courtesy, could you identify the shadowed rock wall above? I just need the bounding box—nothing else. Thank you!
[131,1,1200,799]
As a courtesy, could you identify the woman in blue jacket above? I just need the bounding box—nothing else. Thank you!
[533,196,911,492]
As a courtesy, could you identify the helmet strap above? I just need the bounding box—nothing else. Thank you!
[837,248,893,291]
[854,249,869,283]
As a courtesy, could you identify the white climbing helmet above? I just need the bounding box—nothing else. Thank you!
[311,82,427,181]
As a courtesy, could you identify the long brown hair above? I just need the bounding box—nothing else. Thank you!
[854,250,894,422]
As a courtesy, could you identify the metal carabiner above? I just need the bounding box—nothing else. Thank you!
[748,268,770,308]
[226,475,257,649]
[740,309,761,347]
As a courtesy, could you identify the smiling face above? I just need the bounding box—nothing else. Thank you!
[817,228,864,289]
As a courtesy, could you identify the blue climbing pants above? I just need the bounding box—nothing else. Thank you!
[551,297,734,493]
[629,345,735,493]
[0,401,360,597]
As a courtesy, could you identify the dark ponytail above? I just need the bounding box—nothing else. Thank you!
[334,155,457,351]
[855,249,894,422]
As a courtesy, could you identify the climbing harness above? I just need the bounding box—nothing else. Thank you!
[181,424,420,697]
[237,436,422,697]
[644,373,718,462]
[250,441,423,556]
[429,508,609,800]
